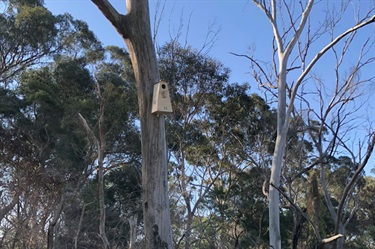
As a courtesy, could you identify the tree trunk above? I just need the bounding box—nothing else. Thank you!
[79,101,110,248]
[74,203,86,249]
[253,1,374,248]
[334,225,345,249]
[91,1,173,248]
[98,87,110,249]
[269,130,287,249]
[98,150,110,249]
[269,55,288,249]
[184,202,192,249]
[79,90,109,249]
[47,193,65,249]
[292,207,304,249]
[179,145,192,249]
[129,215,138,249]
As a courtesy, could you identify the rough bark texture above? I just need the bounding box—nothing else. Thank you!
[91,1,173,248]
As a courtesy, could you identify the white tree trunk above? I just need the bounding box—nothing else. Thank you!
[269,59,288,249]
[254,1,374,245]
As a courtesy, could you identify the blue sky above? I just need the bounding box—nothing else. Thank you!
[44,0,374,175]
[43,1,375,90]
[44,0,271,84]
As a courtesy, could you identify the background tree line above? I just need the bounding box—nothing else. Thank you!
[0,0,374,248]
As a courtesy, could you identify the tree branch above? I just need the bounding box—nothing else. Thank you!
[230,52,276,89]
[284,0,314,58]
[78,113,98,146]
[91,0,131,39]
[287,14,375,121]
[271,182,345,248]
[321,234,344,244]
[335,130,375,233]
[253,0,283,54]
[270,182,322,242]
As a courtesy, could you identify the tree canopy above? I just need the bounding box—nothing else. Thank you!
[0,1,374,248]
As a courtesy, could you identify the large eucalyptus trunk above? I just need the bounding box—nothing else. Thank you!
[91,1,173,248]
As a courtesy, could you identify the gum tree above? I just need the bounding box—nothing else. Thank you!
[90,0,173,248]
[246,1,375,248]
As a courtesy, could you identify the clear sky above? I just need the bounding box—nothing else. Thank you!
[44,0,272,85]
[44,0,374,175]
[43,1,375,88]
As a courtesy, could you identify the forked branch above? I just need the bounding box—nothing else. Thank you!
[91,0,131,39]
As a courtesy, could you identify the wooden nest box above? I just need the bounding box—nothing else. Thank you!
[151,81,173,115]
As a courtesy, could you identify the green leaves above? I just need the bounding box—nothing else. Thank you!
[0,2,104,85]
[0,87,24,116]
[15,5,56,49]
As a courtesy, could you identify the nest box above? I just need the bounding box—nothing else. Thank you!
[151,81,173,115]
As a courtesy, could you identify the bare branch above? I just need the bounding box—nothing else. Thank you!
[321,234,344,244]
[253,0,283,54]
[284,0,314,58]
[153,0,166,44]
[287,14,375,120]
[230,52,276,89]
[78,113,98,146]
[91,0,131,39]
[335,130,375,233]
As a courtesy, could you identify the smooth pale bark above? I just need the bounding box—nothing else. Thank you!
[254,1,314,247]
[252,1,375,248]
[91,1,173,248]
